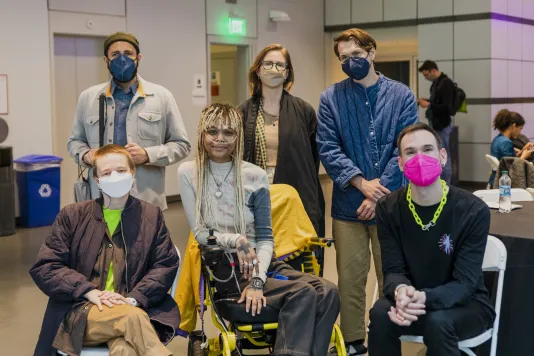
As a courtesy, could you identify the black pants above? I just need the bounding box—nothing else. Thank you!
[368,297,493,356]
[214,260,340,356]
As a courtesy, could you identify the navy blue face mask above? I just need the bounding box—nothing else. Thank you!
[341,54,370,80]
[108,54,138,83]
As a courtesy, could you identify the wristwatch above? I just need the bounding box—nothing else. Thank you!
[127,297,138,307]
[250,277,264,290]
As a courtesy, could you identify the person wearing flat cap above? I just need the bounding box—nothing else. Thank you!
[68,31,191,210]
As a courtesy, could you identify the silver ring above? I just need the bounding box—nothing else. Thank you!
[252,259,258,265]
[248,263,254,267]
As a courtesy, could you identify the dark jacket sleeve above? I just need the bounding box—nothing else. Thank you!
[306,104,322,174]
[237,100,247,123]
[431,78,455,119]
[380,89,418,192]
[376,198,412,300]
[423,203,490,310]
[317,91,362,190]
[238,98,256,163]
[29,208,96,301]
[127,210,179,308]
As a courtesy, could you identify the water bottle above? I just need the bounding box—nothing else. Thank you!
[499,171,512,213]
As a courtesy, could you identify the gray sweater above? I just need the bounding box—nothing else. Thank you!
[178,160,275,281]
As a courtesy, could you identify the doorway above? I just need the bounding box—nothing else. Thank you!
[209,43,250,106]
[53,35,108,207]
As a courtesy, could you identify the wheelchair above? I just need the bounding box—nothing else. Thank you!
[187,235,345,356]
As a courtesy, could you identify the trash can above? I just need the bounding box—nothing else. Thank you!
[0,146,15,236]
[14,155,63,228]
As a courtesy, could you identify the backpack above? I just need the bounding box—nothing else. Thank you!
[452,83,467,114]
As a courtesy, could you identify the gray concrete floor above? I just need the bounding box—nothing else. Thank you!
[0,179,424,355]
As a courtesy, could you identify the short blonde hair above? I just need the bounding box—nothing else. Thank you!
[92,144,136,177]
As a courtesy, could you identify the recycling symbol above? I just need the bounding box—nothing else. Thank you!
[39,184,52,198]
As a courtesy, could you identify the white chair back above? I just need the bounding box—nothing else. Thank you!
[484,235,507,356]
[473,188,533,202]
[527,188,534,200]
[485,154,500,171]
[483,235,507,271]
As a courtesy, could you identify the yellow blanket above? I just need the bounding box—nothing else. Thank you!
[174,184,316,334]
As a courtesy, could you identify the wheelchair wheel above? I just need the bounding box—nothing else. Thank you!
[188,331,207,356]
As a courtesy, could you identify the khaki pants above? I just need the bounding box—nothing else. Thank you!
[84,305,172,356]
[333,219,384,342]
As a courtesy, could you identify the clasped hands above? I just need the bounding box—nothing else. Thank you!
[351,177,391,220]
[388,286,427,326]
[84,289,134,312]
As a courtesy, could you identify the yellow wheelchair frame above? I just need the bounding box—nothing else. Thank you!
[187,237,346,356]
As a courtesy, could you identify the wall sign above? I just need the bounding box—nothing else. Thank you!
[228,17,246,36]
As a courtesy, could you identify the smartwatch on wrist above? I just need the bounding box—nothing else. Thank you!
[250,277,264,290]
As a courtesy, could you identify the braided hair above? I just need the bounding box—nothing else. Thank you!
[195,103,246,235]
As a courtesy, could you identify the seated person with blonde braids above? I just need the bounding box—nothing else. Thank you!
[177,103,340,356]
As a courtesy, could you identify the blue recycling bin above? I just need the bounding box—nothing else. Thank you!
[14,155,63,228]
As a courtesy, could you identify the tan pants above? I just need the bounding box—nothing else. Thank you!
[84,305,172,356]
[333,219,384,342]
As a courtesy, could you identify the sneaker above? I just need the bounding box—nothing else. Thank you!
[329,342,368,355]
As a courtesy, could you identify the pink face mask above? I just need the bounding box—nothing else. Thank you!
[403,154,442,187]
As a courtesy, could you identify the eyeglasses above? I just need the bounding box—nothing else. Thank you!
[205,128,238,143]
[338,52,368,64]
[262,60,288,72]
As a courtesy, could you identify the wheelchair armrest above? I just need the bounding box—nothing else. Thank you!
[309,237,335,248]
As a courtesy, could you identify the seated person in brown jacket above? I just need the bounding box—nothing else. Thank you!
[30,144,180,356]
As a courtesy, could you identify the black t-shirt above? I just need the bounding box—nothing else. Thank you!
[376,185,494,315]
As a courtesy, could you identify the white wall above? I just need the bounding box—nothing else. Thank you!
[258,0,325,109]
[127,0,207,197]
[0,0,53,158]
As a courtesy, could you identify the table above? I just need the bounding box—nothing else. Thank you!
[483,201,534,355]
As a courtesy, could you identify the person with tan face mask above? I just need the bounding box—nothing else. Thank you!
[238,44,325,244]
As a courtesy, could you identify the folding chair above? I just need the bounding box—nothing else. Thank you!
[399,235,507,356]
[59,246,182,356]
[485,154,500,172]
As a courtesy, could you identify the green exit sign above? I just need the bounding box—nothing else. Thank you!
[229,18,246,35]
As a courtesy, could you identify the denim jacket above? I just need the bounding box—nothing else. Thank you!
[317,75,418,223]
[67,76,191,209]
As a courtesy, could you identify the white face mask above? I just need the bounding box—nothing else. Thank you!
[98,171,134,198]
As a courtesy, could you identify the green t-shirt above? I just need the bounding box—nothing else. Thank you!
[103,207,123,292]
